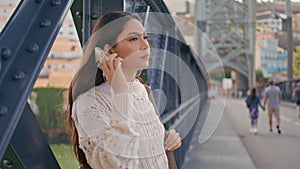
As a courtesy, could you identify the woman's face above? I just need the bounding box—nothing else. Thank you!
[112,19,150,70]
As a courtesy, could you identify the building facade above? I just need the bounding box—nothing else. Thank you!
[256,33,287,78]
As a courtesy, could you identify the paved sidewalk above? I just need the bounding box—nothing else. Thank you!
[182,99,256,169]
[281,101,296,108]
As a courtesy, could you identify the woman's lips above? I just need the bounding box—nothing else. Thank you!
[141,54,150,60]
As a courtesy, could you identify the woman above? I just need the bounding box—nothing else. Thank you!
[245,88,265,134]
[292,82,300,118]
[65,11,181,169]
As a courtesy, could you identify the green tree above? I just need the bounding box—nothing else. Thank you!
[256,69,268,84]
[293,46,300,77]
[33,87,66,130]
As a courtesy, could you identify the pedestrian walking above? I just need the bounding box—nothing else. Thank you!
[245,88,265,134]
[292,82,300,118]
[263,80,282,134]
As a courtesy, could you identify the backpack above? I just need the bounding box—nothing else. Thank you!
[246,96,252,108]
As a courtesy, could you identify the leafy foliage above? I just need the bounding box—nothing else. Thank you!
[256,69,268,84]
[293,46,300,77]
[33,87,67,130]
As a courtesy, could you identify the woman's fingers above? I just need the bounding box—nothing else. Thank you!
[169,137,182,151]
[100,53,119,83]
[166,138,182,151]
[164,129,181,151]
[114,57,123,69]
[108,54,117,70]
[101,58,109,73]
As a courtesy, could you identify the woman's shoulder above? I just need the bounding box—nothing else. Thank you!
[74,88,98,106]
[76,83,112,102]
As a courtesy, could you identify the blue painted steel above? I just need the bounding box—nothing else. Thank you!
[0,0,73,163]
[9,104,60,168]
[0,144,24,169]
[71,0,124,46]
[124,1,208,168]
[82,0,91,45]
[71,0,83,44]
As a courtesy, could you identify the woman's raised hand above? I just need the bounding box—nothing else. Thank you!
[164,129,182,151]
[100,53,129,93]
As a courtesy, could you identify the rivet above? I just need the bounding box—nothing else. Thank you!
[1,47,11,60]
[0,105,8,116]
[76,11,82,18]
[2,159,13,167]
[40,19,51,27]
[27,43,39,52]
[51,0,62,6]
[13,71,26,80]
[91,12,99,20]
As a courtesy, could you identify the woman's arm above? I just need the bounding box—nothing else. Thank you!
[73,90,166,160]
[292,89,296,101]
[73,94,140,157]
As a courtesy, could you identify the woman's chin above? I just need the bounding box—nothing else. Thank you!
[140,62,149,69]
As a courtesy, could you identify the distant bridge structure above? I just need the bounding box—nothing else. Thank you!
[195,0,256,91]
[0,0,208,168]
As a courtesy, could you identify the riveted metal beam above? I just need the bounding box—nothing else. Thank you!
[71,0,124,46]
[9,104,59,168]
[0,0,73,163]
[0,144,24,169]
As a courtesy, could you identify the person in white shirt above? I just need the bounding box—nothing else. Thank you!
[65,11,181,169]
[263,80,282,134]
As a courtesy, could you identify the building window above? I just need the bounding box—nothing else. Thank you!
[71,45,76,51]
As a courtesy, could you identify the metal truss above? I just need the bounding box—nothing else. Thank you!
[200,0,256,87]
[71,0,208,168]
[0,0,73,168]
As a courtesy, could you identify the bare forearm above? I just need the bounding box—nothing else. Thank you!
[279,94,282,103]
[263,96,267,107]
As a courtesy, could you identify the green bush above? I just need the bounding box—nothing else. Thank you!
[33,87,67,130]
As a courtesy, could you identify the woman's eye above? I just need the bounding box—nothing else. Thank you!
[144,36,148,40]
[129,37,138,41]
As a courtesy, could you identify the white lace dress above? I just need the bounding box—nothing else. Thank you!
[72,80,168,169]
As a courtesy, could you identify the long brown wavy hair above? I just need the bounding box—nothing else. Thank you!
[65,11,141,169]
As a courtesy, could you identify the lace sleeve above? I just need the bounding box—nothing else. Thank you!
[72,89,167,169]
[73,92,141,158]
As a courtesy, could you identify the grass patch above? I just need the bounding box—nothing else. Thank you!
[50,144,78,169]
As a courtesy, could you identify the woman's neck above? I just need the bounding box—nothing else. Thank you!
[122,67,137,82]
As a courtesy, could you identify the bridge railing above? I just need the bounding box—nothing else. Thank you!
[257,79,300,102]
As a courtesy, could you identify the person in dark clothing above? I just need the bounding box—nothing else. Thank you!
[292,82,300,118]
[246,88,265,134]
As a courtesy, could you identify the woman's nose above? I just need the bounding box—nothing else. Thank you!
[140,37,149,50]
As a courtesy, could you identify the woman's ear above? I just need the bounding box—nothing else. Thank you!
[110,48,116,54]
